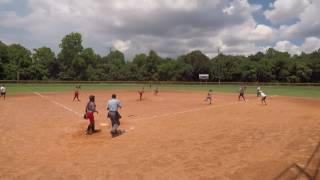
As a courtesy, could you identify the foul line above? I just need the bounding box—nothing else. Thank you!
[33,92,82,118]
[130,95,278,122]
[33,92,131,131]
[131,101,243,121]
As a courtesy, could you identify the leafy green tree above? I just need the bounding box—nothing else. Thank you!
[105,50,125,67]
[0,41,8,79]
[307,49,320,82]
[31,47,56,79]
[5,44,32,80]
[81,48,98,68]
[86,65,103,81]
[144,50,162,80]
[175,61,193,81]
[132,53,147,67]
[256,58,274,82]
[71,56,87,80]
[178,50,210,81]
[158,60,177,81]
[2,33,320,83]
[240,59,257,82]
[58,32,83,79]
[123,62,143,80]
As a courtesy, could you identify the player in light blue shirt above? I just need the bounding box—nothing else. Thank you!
[108,97,122,112]
[107,94,123,137]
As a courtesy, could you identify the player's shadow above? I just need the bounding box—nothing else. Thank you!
[274,141,320,180]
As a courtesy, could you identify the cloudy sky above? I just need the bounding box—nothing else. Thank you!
[0,0,320,58]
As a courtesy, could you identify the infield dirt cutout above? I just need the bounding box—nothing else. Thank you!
[1,90,320,179]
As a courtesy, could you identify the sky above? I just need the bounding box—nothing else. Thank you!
[0,0,320,58]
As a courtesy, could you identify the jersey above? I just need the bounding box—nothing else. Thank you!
[239,87,245,94]
[86,101,96,112]
[0,87,6,93]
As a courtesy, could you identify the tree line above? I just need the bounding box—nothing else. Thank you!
[0,32,320,82]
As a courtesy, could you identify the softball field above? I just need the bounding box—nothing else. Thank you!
[1,90,320,179]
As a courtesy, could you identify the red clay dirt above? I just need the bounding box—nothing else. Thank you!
[1,90,320,180]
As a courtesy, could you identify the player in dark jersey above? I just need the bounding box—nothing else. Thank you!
[238,86,246,101]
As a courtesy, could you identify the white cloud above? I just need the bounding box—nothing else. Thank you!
[301,37,320,53]
[113,40,131,52]
[220,22,276,48]
[1,0,317,57]
[273,37,320,55]
[264,0,310,24]
[278,0,320,40]
[274,40,300,54]
[0,0,269,57]
[221,42,266,56]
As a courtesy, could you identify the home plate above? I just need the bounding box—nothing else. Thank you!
[100,123,108,127]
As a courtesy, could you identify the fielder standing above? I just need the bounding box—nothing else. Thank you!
[0,85,6,100]
[238,86,246,101]
[204,89,213,104]
[73,85,80,101]
[256,86,261,97]
[260,91,267,105]
[138,87,144,101]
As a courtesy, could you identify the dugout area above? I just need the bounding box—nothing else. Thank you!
[1,90,320,179]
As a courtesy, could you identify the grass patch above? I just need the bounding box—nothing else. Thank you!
[3,83,320,99]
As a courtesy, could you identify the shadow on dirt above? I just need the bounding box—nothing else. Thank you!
[274,141,320,180]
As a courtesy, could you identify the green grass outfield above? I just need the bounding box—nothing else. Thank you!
[3,83,320,99]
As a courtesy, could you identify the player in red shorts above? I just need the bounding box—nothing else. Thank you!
[73,85,80,101]
[138,87,144,101]
[84,95,99,135]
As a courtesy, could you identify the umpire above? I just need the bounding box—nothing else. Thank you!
[107,94,122,137]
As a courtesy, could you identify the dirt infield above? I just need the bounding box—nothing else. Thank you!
[1,90,320,180]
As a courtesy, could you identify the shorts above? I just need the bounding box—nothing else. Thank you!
[86,112,94,123]
[239,93,244,96]
[75,92,79,96]
[262,96,267,101]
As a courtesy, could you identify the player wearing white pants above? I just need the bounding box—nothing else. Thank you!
[256,86,261,97]
[0,85,6,100]
[260,91,267,105]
